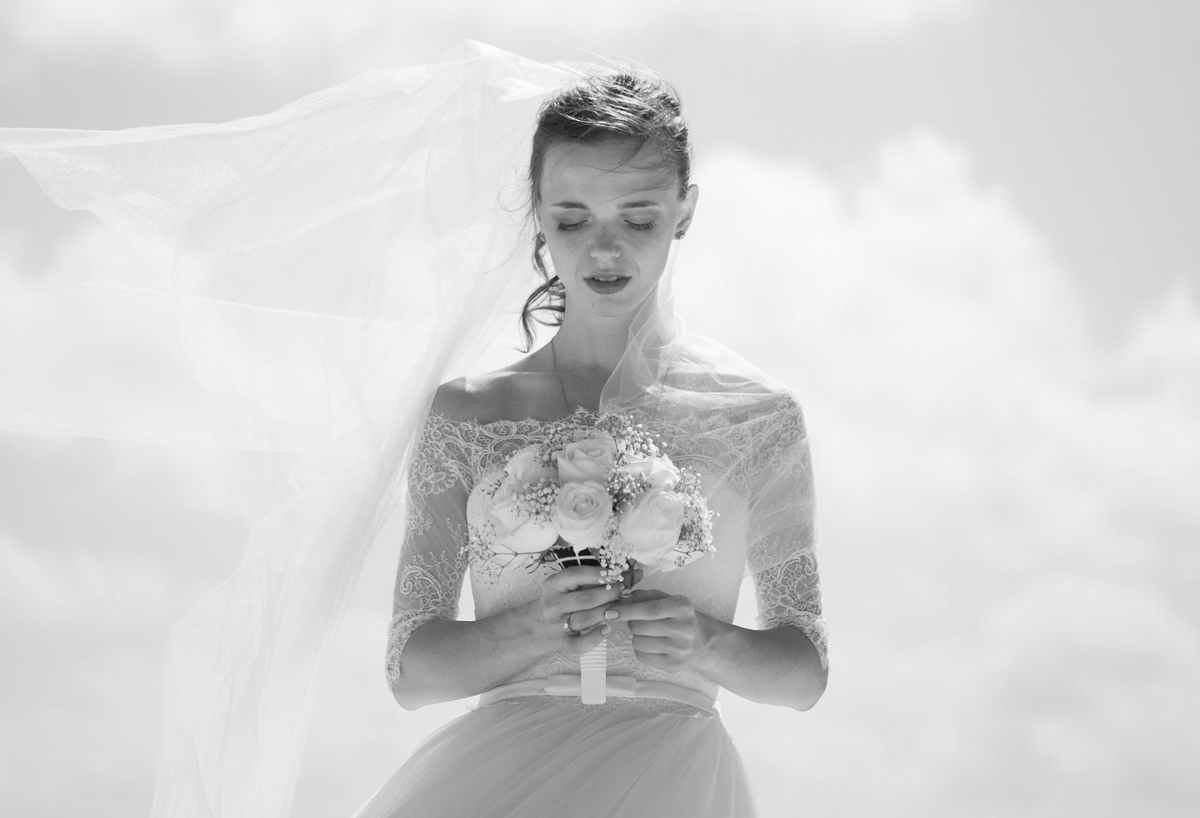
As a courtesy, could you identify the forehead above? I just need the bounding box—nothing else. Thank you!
[539,140,677,206]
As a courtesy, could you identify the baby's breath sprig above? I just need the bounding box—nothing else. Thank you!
[605,466,652,513]
[592,515,633,582]
[597,414,661,464]
[671,490,717,568]
[674,469,704,497]
[513,477,560,523]
[536,419,584,465]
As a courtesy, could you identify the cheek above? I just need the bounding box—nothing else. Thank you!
[542,238,578,275]
[549,231,588,254]
[624,231,665,253]
[635,234,674,274]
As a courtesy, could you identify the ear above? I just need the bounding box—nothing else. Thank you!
[675,183,699,236]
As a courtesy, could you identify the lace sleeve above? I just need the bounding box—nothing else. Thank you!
[746,395,829,671]
[753,552,828,670]
[385,415,471,689]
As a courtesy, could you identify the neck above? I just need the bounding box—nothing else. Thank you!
[548,309,636,377]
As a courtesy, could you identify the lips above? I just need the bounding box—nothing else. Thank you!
[585,274,631,294]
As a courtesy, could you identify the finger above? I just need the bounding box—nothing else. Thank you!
[567,622,611,655]
[609,595,677,622]
[559,584,624,612]
[550,565,612,592]
[632,648,685,673]
[631,634,676,656]
[568,600,624,632]
[622,567,645,591]
[623,589,668,601]
[626,618,676,637]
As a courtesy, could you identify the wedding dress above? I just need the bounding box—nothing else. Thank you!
[354,395,827,817]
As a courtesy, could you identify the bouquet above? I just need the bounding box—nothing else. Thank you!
[478,414,717,703]
[481,413,716,580]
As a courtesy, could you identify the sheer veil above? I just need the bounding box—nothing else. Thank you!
[604,244,819,585]
[1,42,588,817]
[0,40,819,818]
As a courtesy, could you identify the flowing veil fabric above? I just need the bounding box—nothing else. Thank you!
[602,244,821,585]
[1,40,819,818]
[0,42,587,817]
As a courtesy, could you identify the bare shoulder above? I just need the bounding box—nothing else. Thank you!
[430,362,552,424]
[429,377,477,422]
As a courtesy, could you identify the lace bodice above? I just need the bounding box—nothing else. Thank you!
[385,400,827,702]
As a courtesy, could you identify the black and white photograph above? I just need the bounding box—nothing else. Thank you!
[1,2,1197,817]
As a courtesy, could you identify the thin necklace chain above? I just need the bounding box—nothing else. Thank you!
[549,337,574,416]
[553,337,672,418]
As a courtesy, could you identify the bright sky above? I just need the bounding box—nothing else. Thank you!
[1,2,1198,817]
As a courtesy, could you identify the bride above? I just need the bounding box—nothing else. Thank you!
[356,69,828,817]
[0,42,826,818]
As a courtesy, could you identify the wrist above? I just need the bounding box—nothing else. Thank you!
[689,611,729,676]
[513,599,555,655]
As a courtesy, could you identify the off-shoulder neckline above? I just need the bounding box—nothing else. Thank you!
[424,405,604,429]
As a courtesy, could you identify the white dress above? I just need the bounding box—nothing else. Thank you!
[353,398,828,818]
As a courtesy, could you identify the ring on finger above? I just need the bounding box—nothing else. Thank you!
[563,612,582,637]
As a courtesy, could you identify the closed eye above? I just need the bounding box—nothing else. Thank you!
[555,220,657,232]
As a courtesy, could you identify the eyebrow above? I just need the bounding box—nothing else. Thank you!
[549,200,663,210]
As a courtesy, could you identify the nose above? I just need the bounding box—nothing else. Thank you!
[589,229,621,260]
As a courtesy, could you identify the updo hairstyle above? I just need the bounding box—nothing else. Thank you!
[518,69,693,352]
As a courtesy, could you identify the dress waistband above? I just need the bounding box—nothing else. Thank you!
[478,674,719,716]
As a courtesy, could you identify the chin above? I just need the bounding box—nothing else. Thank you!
[583,284,653,311]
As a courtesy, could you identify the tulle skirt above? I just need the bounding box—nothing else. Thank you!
[352,696,757,818]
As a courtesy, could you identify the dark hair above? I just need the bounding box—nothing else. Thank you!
[518,69,693,352]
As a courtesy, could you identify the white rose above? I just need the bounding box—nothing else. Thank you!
[625,454,679,490]
[555,433,617,483]
[487,446,559,554]
[623,487,684,565]
[506,443,558,484]
[551,480,613,549]
[488,475,560,554]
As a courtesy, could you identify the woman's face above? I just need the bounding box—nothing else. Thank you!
[536,139,698,320]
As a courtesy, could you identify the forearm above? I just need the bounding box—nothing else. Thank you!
[692,613,827,711]
[391,601,548,709]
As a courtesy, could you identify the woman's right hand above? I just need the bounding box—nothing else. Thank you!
[536,565,642,655]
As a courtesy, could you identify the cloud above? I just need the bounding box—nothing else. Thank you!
[670,132,1200,810]
[0,436,246,813]
[955,577,1200,801]
[0,531,173,631]
[2,123,1197,815]
[0,0,977,74]
[0,531,170,811]
[1114,278,1200,415]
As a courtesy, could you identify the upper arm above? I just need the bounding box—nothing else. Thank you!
[745,394,829,670]
[385,410,472,689]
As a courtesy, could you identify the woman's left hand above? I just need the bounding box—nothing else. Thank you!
[608,589,709,673]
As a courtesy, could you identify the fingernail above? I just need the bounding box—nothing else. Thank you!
[605,609,619,620]
[601,625,612,636]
